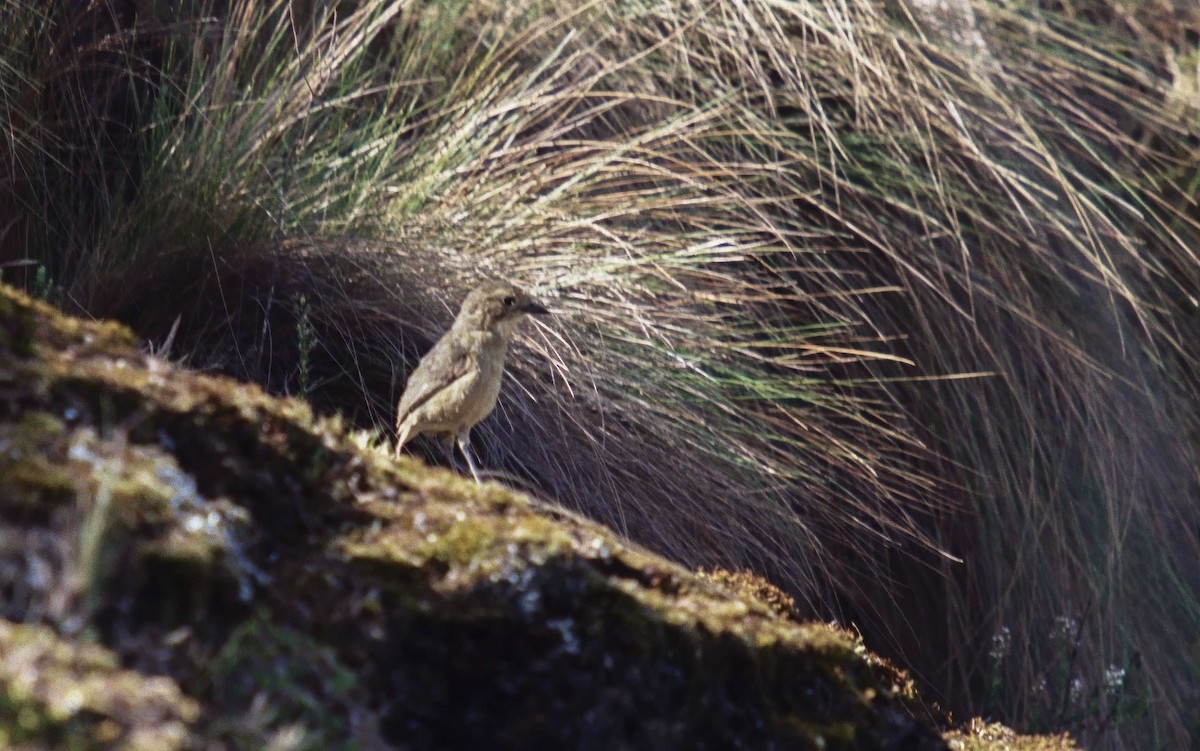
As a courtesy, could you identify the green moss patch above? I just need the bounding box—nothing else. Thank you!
[0,619,198,751]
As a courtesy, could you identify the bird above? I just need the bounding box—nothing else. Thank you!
[394,280,549,481]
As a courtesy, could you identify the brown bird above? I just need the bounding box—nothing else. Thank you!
[394,281,549,481]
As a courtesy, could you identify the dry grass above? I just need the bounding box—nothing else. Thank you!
[3,0,1199,747]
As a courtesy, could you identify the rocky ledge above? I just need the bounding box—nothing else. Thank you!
[0,285,1073,750]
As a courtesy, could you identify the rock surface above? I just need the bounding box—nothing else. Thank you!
[0,284,1071,750]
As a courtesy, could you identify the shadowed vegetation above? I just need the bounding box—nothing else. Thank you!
[0,281,1029,749]
[2,0,1198,747]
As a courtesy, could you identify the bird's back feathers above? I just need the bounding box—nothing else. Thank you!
[395,331,472,429]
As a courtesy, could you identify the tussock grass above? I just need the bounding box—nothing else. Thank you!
[3,0,1199,747]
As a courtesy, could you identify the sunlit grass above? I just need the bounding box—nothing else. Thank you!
[2,0,1198,747]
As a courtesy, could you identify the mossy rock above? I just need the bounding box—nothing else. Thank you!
[0,619,198,751]
[0,283,1070,749]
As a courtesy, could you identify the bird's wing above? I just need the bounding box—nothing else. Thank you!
[396,331,472,423]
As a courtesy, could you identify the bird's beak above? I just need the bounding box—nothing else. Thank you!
[522,298,550,315]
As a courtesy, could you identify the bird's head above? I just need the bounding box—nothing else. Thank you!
[455,280,550,337]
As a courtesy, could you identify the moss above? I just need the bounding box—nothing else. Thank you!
[0,412,77,516]
[698,568,799,618]
[425,515,501,568]
[0,619,198,751]
[1,456,76,509]
[340,518,939,748]
[0,286,35,359]
[946,718,1078,750]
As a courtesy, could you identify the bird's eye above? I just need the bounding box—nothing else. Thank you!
[502,296,516,307]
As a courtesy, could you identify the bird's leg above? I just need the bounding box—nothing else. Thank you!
[456,430,482,483]
[440,435,458,470]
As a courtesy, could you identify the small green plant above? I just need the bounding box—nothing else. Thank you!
[32,264,52,300]
[985,612,1150,740]
[985,624,1011,709]
[294,294,316,397]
